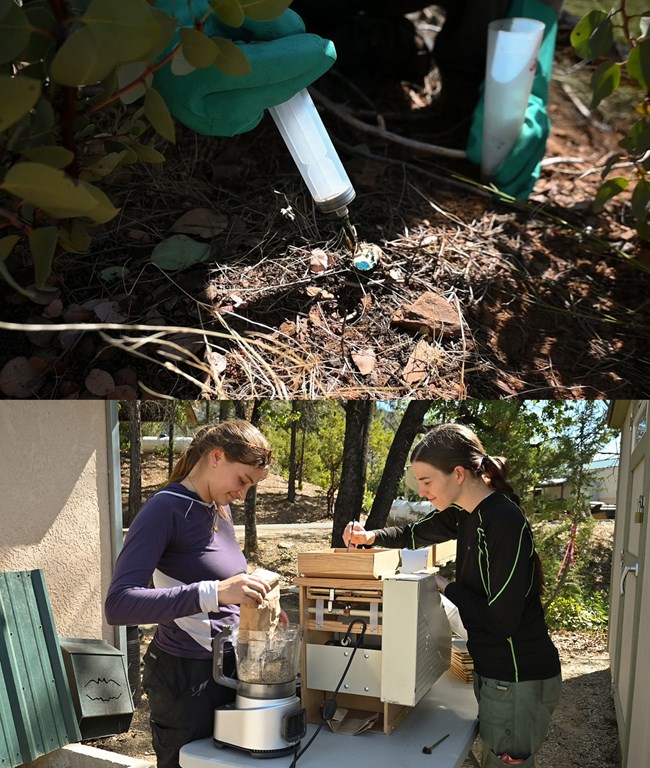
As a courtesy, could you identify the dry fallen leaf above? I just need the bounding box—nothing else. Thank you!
[170,208,228,239]
[25,284,61,306]
[402,339,444,386]
[0,356,47,398]
[114,367,139,389]
[94,301,127,323]
[352,347,376,375]
[85,368,116,397]
[43,297,64,319]
[309,248,329,273]
[26,317,57,348]
[305,286,335,300]
[106,384,138,400]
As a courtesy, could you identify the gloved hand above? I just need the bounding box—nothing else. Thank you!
[153,1,336,136]
[466,0,559,199]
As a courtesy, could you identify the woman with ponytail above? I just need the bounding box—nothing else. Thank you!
[105,420,276,768]
[344,423,561,768]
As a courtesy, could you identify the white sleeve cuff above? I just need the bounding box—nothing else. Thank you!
[198,580,220,613]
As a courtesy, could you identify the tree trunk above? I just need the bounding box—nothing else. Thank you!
[167,402,176,477]
[243,485,258,556]
[331,401,373,547]
[365,400,432,530]
[298,421,306,490]
[125,401,142,527]
[243,400,262,555]
[287,402,299,503]
[219,400,235,421]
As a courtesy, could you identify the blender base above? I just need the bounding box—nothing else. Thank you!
[213,739,300,759]
[213,694,306,759]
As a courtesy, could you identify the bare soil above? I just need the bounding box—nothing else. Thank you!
[87,455,621,768]
[1,11,648,398]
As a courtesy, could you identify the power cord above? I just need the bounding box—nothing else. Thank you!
[288,619,368,768]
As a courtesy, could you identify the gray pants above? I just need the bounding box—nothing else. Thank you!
[473,672,562,767]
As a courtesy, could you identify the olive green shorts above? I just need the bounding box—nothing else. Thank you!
[473,672,562,768]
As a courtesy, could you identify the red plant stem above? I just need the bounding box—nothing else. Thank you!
[49,0,80,177]
[0,208,33,237]
[620,0,632,47]
[89,46,180,114]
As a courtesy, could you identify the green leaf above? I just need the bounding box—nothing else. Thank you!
[627,39,650,90]
[0,0,15,23]
[171,49,196,76]
[592,177,629,214]
[100,265,129,283]
[23,145,75,169]
[209,0,244,28]
[58,220,91,253]
[133,143,166,163]
[619,118,650,155]
[636,217,650,242]
[31,98,55,136]
[589,61,621,109]
[0,234,19,263]
[117,61,152,105]
[150,234,211,271]
[21,1,56,60]
[0,3,32,65]
[78,180,120,224]
[240,0,291,22]
[631,178,650,221]
[0,234,34,297]
[138,7,177,63]
[0,75,40,133]
[213,38,251,77]
[82,0,159,63]
[50,26,116,86]
[144,87,176,142]
[180,28,218,68]
[79,150,128,180]
[29,227,58,289]
[570,11,613,60]
[1,162,98,217]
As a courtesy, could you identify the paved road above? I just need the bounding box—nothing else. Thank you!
[233,522,332,533]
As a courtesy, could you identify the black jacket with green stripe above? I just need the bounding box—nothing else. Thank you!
[372,491,560,683]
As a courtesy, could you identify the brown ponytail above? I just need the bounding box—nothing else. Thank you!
[169,420,271,517]
[411,423,545,593]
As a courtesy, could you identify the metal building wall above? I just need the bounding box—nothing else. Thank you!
[0,569,81,768]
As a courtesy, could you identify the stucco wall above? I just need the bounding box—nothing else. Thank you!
[0,402,117,642]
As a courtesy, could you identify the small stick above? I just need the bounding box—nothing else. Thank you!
[422,733,449,754]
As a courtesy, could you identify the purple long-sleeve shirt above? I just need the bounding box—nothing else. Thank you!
[105,482,247,659]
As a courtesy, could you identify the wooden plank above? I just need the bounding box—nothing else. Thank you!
[295,576,386,591]
[296,549,400,579]
[302,619,384,636]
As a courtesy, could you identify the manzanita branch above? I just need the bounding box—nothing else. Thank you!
[88,45,181,113]
[619,0,632,47]
[0,208,32,237]
[49,0,80,177]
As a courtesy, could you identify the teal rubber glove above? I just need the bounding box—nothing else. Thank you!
[153,1,336,136]
[466,0,559,199]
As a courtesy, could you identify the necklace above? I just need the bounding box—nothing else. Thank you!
[184,476,219,532]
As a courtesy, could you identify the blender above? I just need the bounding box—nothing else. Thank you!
[212,623,306,758]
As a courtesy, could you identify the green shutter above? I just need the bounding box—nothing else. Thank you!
[0,569,81,767]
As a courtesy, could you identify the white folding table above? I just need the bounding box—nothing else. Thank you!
[180,670,479,768]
